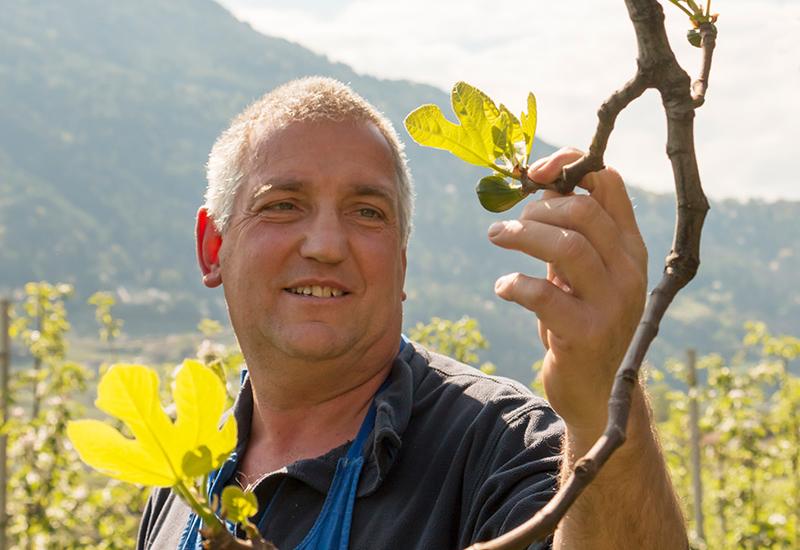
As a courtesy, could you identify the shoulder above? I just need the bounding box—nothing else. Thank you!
[400,344,562,546]
[407,342,555,423]
[399,342,563,460]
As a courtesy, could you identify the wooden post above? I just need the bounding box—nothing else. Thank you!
[687,348,705,542]
[0,298,10,550]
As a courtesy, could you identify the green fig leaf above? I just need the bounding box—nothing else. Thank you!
[499,103,526,166]
[687,28,702,47]
[520,92,537,160]
[182,446,213,479]
[221,485,259,524]
[491,111,512,168]
[67,361,236,487]
[476,175,527,212]
[404,104,495,168]
[451,81,504,162]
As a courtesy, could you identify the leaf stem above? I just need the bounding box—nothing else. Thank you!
[667,0,695,19]
[685,0,702,15]
[174,480,225,534]
[492,164,514,179]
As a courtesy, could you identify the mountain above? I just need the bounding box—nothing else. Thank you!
[1,0,798,382]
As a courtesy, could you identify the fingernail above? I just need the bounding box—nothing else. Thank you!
[488,221,506,238]
[494,274,511,295]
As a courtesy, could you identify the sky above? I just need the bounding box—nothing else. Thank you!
[216,0,799,202]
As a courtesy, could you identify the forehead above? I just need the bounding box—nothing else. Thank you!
[243,119,398,196]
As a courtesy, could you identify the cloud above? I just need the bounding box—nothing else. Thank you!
[217,0,800,201]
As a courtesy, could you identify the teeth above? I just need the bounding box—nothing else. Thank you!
[289,286,344,297]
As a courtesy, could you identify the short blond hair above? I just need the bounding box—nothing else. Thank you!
[205,77,414,245]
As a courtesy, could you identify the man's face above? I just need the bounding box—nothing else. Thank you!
[217,119,407,364]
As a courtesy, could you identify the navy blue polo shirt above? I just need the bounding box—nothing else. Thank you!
[137,342,563,549]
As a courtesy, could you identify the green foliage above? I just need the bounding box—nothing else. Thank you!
[476,175,527,213]
[194,318,245,406]
[198,318,224,338]
[530,359,545,396]
[67,361,236,486]
[667,0,718,46]
[404,82,538,212]
[10,282,73,369]
[3,284,263,547]
[88,291,124,346]
[408,316,495,374]
[654,322,800,549]
[221,486,258,524]
[5,282,146,549]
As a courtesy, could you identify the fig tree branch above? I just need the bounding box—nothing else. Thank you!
[467,0,716,548]
[692,22,717,107]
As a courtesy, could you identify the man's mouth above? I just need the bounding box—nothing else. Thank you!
[286,285,346,298]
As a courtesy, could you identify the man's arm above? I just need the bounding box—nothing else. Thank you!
[554,386,685,548]
[487,148,686,548]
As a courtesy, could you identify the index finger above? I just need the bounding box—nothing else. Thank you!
[580,167,641,240]
[531,152,640,238]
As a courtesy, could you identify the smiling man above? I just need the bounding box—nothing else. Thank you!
[137,77,686,549]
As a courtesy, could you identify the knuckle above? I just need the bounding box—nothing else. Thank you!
[602,165,625,186]
[567,195,600,224]
[530,279,556,310]
[625,235,649,275]
[557,229,588,260]
[617,256,648,297]
[521,200,539,220]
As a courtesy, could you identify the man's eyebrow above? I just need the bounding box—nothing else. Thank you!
[351,183,396,202]
[248,180,396,204]
[251,179,305,201]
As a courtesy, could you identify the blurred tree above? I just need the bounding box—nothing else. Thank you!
[408,316,496,374]
[5,282,146,549]
[653,322,799,549]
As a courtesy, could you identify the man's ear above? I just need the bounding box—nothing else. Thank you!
[401,247,407,301]
[196,207,223,288]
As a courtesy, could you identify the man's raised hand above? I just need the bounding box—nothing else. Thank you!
[488,148,648,445]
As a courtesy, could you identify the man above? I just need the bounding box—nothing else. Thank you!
[138,77,686,549]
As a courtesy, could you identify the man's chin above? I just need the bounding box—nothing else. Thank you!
[275,329,357,362]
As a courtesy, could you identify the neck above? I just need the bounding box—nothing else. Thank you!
[238,339,397,478]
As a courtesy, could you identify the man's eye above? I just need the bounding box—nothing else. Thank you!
[358,208,382,219]
[266,202,295,211]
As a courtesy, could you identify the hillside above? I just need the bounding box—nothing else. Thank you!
[1,0,798,382]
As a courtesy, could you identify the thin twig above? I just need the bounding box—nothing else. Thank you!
[466,0,714,547]
[557,72,649,194]
[520,169,558,194]
[692,22,717,107]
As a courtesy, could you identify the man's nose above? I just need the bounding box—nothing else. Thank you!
[299,210,349,263]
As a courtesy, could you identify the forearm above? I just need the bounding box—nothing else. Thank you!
[553,384,687,549]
